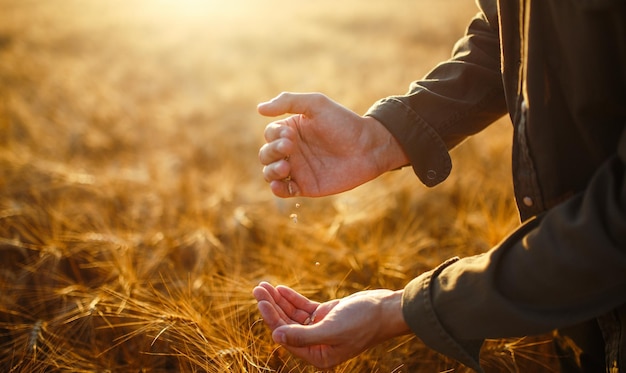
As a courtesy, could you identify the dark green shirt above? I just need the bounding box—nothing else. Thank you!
[366,0,626,371]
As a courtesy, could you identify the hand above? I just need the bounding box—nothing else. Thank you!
[257,92,408,197]
[253,282,411,369]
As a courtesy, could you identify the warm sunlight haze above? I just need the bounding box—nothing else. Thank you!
[0,0,560,371]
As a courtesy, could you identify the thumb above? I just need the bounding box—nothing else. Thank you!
[257,92,324,117]
[272,323,330,347]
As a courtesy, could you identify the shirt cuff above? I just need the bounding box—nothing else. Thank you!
[365,97,452,187]
[402,257,485,372]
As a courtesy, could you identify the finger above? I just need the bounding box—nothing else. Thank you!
[252,284,273,303]
[257,300,287,330]
[254,284,292,324]
[258,92,326,117]
[262,161,291,183]
[276,286,318,314]
[273,323,335,348]
[263,121,295,143]
[307,299,340,322]
[260,283,312,324]
[273,320,351,369]
[257,281,281,299]
[258,139,294,166]
[270,179,300,198]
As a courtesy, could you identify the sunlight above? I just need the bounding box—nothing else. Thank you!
[141,0,249,19]
[121,0,267,33]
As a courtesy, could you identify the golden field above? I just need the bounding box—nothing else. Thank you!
[0,0,559,371]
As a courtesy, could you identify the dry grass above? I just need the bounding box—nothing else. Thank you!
[0,0,559,371]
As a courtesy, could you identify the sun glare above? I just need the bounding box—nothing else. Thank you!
[143,0,249,19]
[118,0,269,34]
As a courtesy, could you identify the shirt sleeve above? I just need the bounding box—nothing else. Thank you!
[402,128,626,371]
[365,5,507,187]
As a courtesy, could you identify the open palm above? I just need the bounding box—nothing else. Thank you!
[253,282,408,369]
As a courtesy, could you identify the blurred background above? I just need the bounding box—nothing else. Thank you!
[0,1,558,372]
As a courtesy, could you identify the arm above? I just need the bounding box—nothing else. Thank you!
[403,129,626,370]
[257,6,505,197]
[366,6,506,186]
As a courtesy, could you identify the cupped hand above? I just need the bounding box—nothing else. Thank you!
[253,282,410,369]
[257,92,408,198]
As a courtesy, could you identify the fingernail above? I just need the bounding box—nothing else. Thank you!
[273,331,286,344]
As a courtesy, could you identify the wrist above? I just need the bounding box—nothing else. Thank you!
[380,289,411,339]
[361,116,409,174]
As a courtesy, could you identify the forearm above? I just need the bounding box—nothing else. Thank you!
[366,10,506,187]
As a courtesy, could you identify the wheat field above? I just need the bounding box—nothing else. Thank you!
[0,1,559,372]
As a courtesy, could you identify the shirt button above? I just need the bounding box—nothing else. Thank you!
[523,196,534,207]
[426,170,437,180]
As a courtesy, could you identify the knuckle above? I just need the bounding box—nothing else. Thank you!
[291,333,306,347]
[258,145,272,165]
[310,92,327,104]
[264,123,278,140]
[262,166,271,182]
[275,139,288,155]
[277,91,291,101]
[264,163,287,181]
[258,145,266,160]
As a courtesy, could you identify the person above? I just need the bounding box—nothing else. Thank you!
[252,0,626,371]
